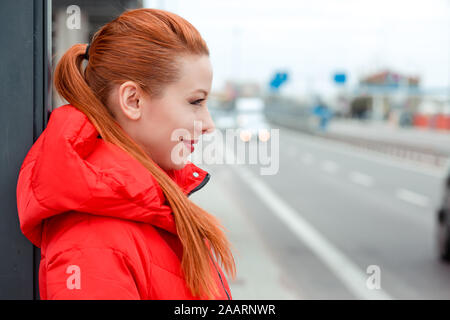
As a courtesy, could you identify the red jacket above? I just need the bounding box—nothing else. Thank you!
[16,104,232,300]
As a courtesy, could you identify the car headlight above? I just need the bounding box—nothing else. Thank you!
[258,129,270,142]
[239,130,252,142]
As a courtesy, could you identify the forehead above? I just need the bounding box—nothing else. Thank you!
[173,55,213,94]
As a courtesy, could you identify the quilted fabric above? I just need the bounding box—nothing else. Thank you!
[16,104,232,300]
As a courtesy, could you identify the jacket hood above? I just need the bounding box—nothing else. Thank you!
[16,104,210,248]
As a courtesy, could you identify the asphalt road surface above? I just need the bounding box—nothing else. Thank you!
[192,126,450,299]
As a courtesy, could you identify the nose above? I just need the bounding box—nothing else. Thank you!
[201,108,216,135]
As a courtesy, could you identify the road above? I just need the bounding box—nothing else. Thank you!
[190,126,450,299]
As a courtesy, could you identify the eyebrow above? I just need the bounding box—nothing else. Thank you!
[191,89,209,96]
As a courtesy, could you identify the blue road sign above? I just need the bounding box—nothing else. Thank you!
[269,72,289,91]
[333,73,346,84]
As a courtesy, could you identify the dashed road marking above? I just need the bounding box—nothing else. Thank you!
[349,171,374,187]
[226,146,393,300]
[395,188,430,208]
[321,160,339,174]
[282,128,447,179]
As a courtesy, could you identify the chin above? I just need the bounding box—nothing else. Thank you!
[159,158,188,171]
[170,160,188,171]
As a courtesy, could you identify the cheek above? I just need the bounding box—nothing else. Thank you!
[138,103,195,166]
[138,116,184,160]
[165,112,197,140]
[140,106,173,142]
[150,105,189,135]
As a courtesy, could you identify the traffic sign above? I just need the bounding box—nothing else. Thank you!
[269,72,289,91]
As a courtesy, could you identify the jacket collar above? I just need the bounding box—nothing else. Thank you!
[16,104,210,247]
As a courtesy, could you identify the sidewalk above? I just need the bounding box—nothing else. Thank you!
[325,118,450,155]
[190,166,301,300]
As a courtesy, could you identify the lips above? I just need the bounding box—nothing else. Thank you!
[180,137,198,152]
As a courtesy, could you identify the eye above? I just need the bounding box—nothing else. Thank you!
[191,98,205,106]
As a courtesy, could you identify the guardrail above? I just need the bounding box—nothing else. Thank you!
[263,96,449,169]
[314,130,449,168]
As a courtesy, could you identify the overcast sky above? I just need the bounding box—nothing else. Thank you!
[144,0,450,97]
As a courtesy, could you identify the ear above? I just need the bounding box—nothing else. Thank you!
[118,81,142,120]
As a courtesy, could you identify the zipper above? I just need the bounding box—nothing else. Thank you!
[207,248,230,300]
[188,173,211,197]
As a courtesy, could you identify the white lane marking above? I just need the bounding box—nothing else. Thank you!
[282,127,448,179]
[225,147,393,300]
[395,188,430,208]
[301,153,314,165]
[321,160,339,174]
[349,171,374,187]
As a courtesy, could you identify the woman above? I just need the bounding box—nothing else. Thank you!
[16,8,236,300]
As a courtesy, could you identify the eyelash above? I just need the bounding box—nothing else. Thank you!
[191,99,205,106]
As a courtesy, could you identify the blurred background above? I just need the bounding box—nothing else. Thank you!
[7,0,450,299]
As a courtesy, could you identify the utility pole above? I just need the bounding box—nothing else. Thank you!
[232,26,242,82]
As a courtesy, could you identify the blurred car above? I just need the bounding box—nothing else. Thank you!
[209,104,237,130]
[237,112,271,143]
[214,112,237,130]
[234,97,271,143]
[436,163,450,261]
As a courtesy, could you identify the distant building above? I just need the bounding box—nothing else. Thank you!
[360,69,420,88]
[351,69,421,122]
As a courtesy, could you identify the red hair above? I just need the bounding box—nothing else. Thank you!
[53,8,236,299]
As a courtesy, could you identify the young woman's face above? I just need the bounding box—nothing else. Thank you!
[109,54,215,171]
